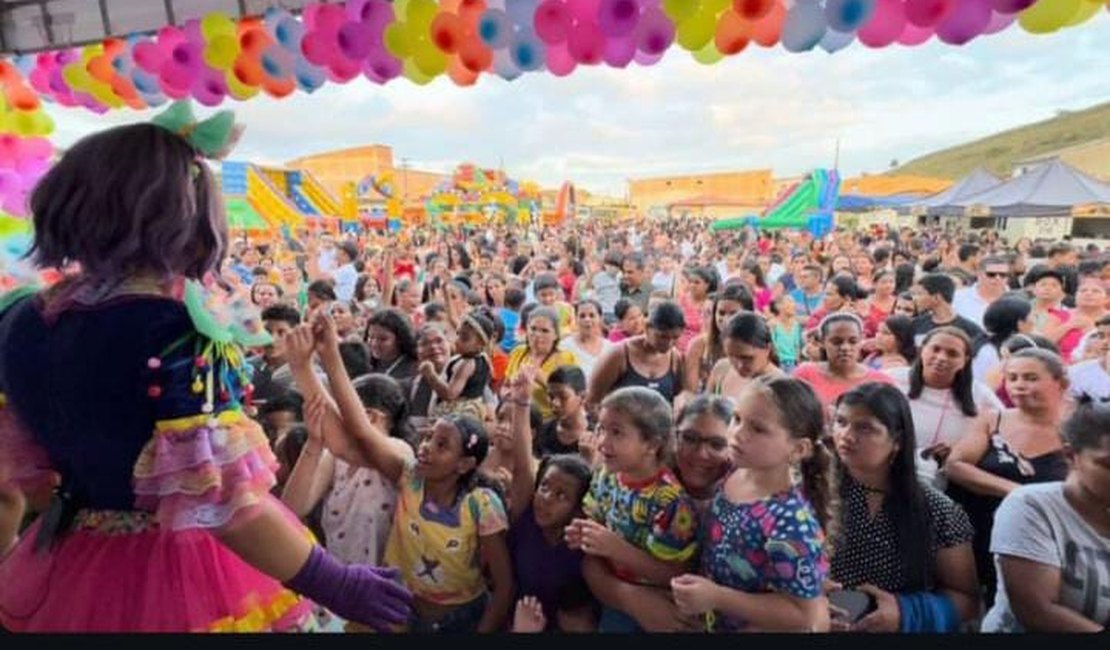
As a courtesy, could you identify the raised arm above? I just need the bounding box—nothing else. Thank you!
[279,392,337,518]
[421,357,474,402]
[309,313,408,484]
[507,367,539,523]
[586,343,625,409]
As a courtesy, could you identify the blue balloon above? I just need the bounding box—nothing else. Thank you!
[493,48,522,80]
[819,28,855,53]
[479,9,513,49]
[782,0,827,53]
[294,56,326,93]
[511,31,545,72]
[825,0,876,33]
[505,0,538,27]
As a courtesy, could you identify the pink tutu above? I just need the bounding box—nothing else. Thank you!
[0,512,316,632]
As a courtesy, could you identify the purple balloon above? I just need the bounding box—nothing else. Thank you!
[633,48,664,65]
[338,20,376,60]
[982,9,1017,33]
[635,7,674,55]
[936,0,990,45]
[362,46,402,84]
[602,34,638,67]
[598,0,642,38]
[987,0,1037,13]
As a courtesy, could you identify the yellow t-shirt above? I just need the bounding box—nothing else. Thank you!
[504,345,579,421]
[383,459,508,606]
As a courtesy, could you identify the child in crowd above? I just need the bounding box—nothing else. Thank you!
[670,377,836,632]
[863,314,917,370]
[307,313,514,633]
[534,272,576,334]
[534,365,590,459]
[768,294,803,374]
[500,287,527,353]
[505,367,596,631]
[608,298,645,343]
[566,386,699,632]
[423,312,496,421]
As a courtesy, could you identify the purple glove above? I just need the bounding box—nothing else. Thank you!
[285,545,413,632]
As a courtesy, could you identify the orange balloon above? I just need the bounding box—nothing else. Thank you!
[457,37,492,72]
[0,61,20,86]
[262,76,295,98]
[102,37,126,56]
[233,57,265,86]
[447,57,479,86]
[87,55,115,83]
[430,13,465,54]
[751,1,785,47]
[7,84,40,111]
[239,27,272,56]
[715,10,753,55]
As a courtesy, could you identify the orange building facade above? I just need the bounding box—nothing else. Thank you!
[629,169,776,218]
[285,144,446,202]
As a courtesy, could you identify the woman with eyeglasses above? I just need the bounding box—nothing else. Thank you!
[582,395,735,632]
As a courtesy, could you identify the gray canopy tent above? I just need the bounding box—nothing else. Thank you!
[952,159,1110,218]
[902,167,1002,217]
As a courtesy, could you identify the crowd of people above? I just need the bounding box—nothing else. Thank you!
[0,112,1108,634]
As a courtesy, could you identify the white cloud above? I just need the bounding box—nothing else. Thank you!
[42,16,1110,196]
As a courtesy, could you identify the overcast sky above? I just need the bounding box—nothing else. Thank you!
[46,16,1110,197]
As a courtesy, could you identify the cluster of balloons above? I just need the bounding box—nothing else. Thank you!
[0,0,1105,110]
[0,61,53,219]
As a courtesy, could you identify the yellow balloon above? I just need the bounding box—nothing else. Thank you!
[62,63,92,91]
[205,34,240,70]
[403,58,435,85]
[663,0,700,22]
[693,40,724,64]
[412,38,447,77]
[701,0,731,14]
[225,70,259,100]
[1018,0,1080,33]
[90,82,125,109]
[384,22,412,57]
[407,0,438,26]
[676,11,716,51]
[1066,0,1102,25]
[201,12,237,40]
[11,111,37,136]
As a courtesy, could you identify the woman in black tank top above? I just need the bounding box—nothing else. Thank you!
[587,301,687,406]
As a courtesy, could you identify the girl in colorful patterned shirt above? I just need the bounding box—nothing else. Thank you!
[670,376,838,632]
[565,386,700,632]
[305,314,515,633]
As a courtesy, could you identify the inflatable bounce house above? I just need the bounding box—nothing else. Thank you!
[222,161,357,233]
[711,168,839,237]
[425,163,542,227]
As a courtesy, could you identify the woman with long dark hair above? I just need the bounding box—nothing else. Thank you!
[972,296,1033,383]
[828,383,979,633]
[885,327,1002,490]
[705,311,783,400]
[863,314,916,370]
[363,308,420,382]
[946,348,1071,608]
[683,282,753,394]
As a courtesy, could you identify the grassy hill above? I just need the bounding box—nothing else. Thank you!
[891,101,1110,180]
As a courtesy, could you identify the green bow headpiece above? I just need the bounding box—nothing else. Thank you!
[150,100,244,160]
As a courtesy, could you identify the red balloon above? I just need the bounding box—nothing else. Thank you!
[733,0,775,21]
[905,0,954,27]
[716,10,753,55]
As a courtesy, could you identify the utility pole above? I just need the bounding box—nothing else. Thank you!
[833,137,841,171]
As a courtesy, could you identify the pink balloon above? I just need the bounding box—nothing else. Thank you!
[603,34,638,67]
[325,55,361,83]
[15,157,49,180]
[858,0,905,47]
[987,0,1036,12]
[568,0,602,20]
[191,68,227,107]
[156,25,186,51]
[904,0,954,27]
[133,40,166,73]
[546,41,577,76]
[182,18,204,45]
[313,3,349,32]
[982,9,1016,34]
[936,0,990,44]
[567,22,605,63]
[635,7,675,54]
[598,0,642,38]
[301,32,332,66]
[29,68,52,94]
[896,21,934,45]
[2,191,29,218]
[21,138,52,160]
[169,42,203,73]
[160,59,195,91]
[535,0,572,45]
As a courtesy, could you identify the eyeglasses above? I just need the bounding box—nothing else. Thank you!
[678,430,729,453]
[983,271,1008,279]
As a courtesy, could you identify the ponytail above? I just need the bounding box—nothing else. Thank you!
[800,439,840,548]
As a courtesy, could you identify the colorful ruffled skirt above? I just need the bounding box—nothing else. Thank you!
[0,510,317,633]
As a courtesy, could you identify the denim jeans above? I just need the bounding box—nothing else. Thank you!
[409,593,489,634]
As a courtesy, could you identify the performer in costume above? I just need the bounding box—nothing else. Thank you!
[0,102,413,632]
